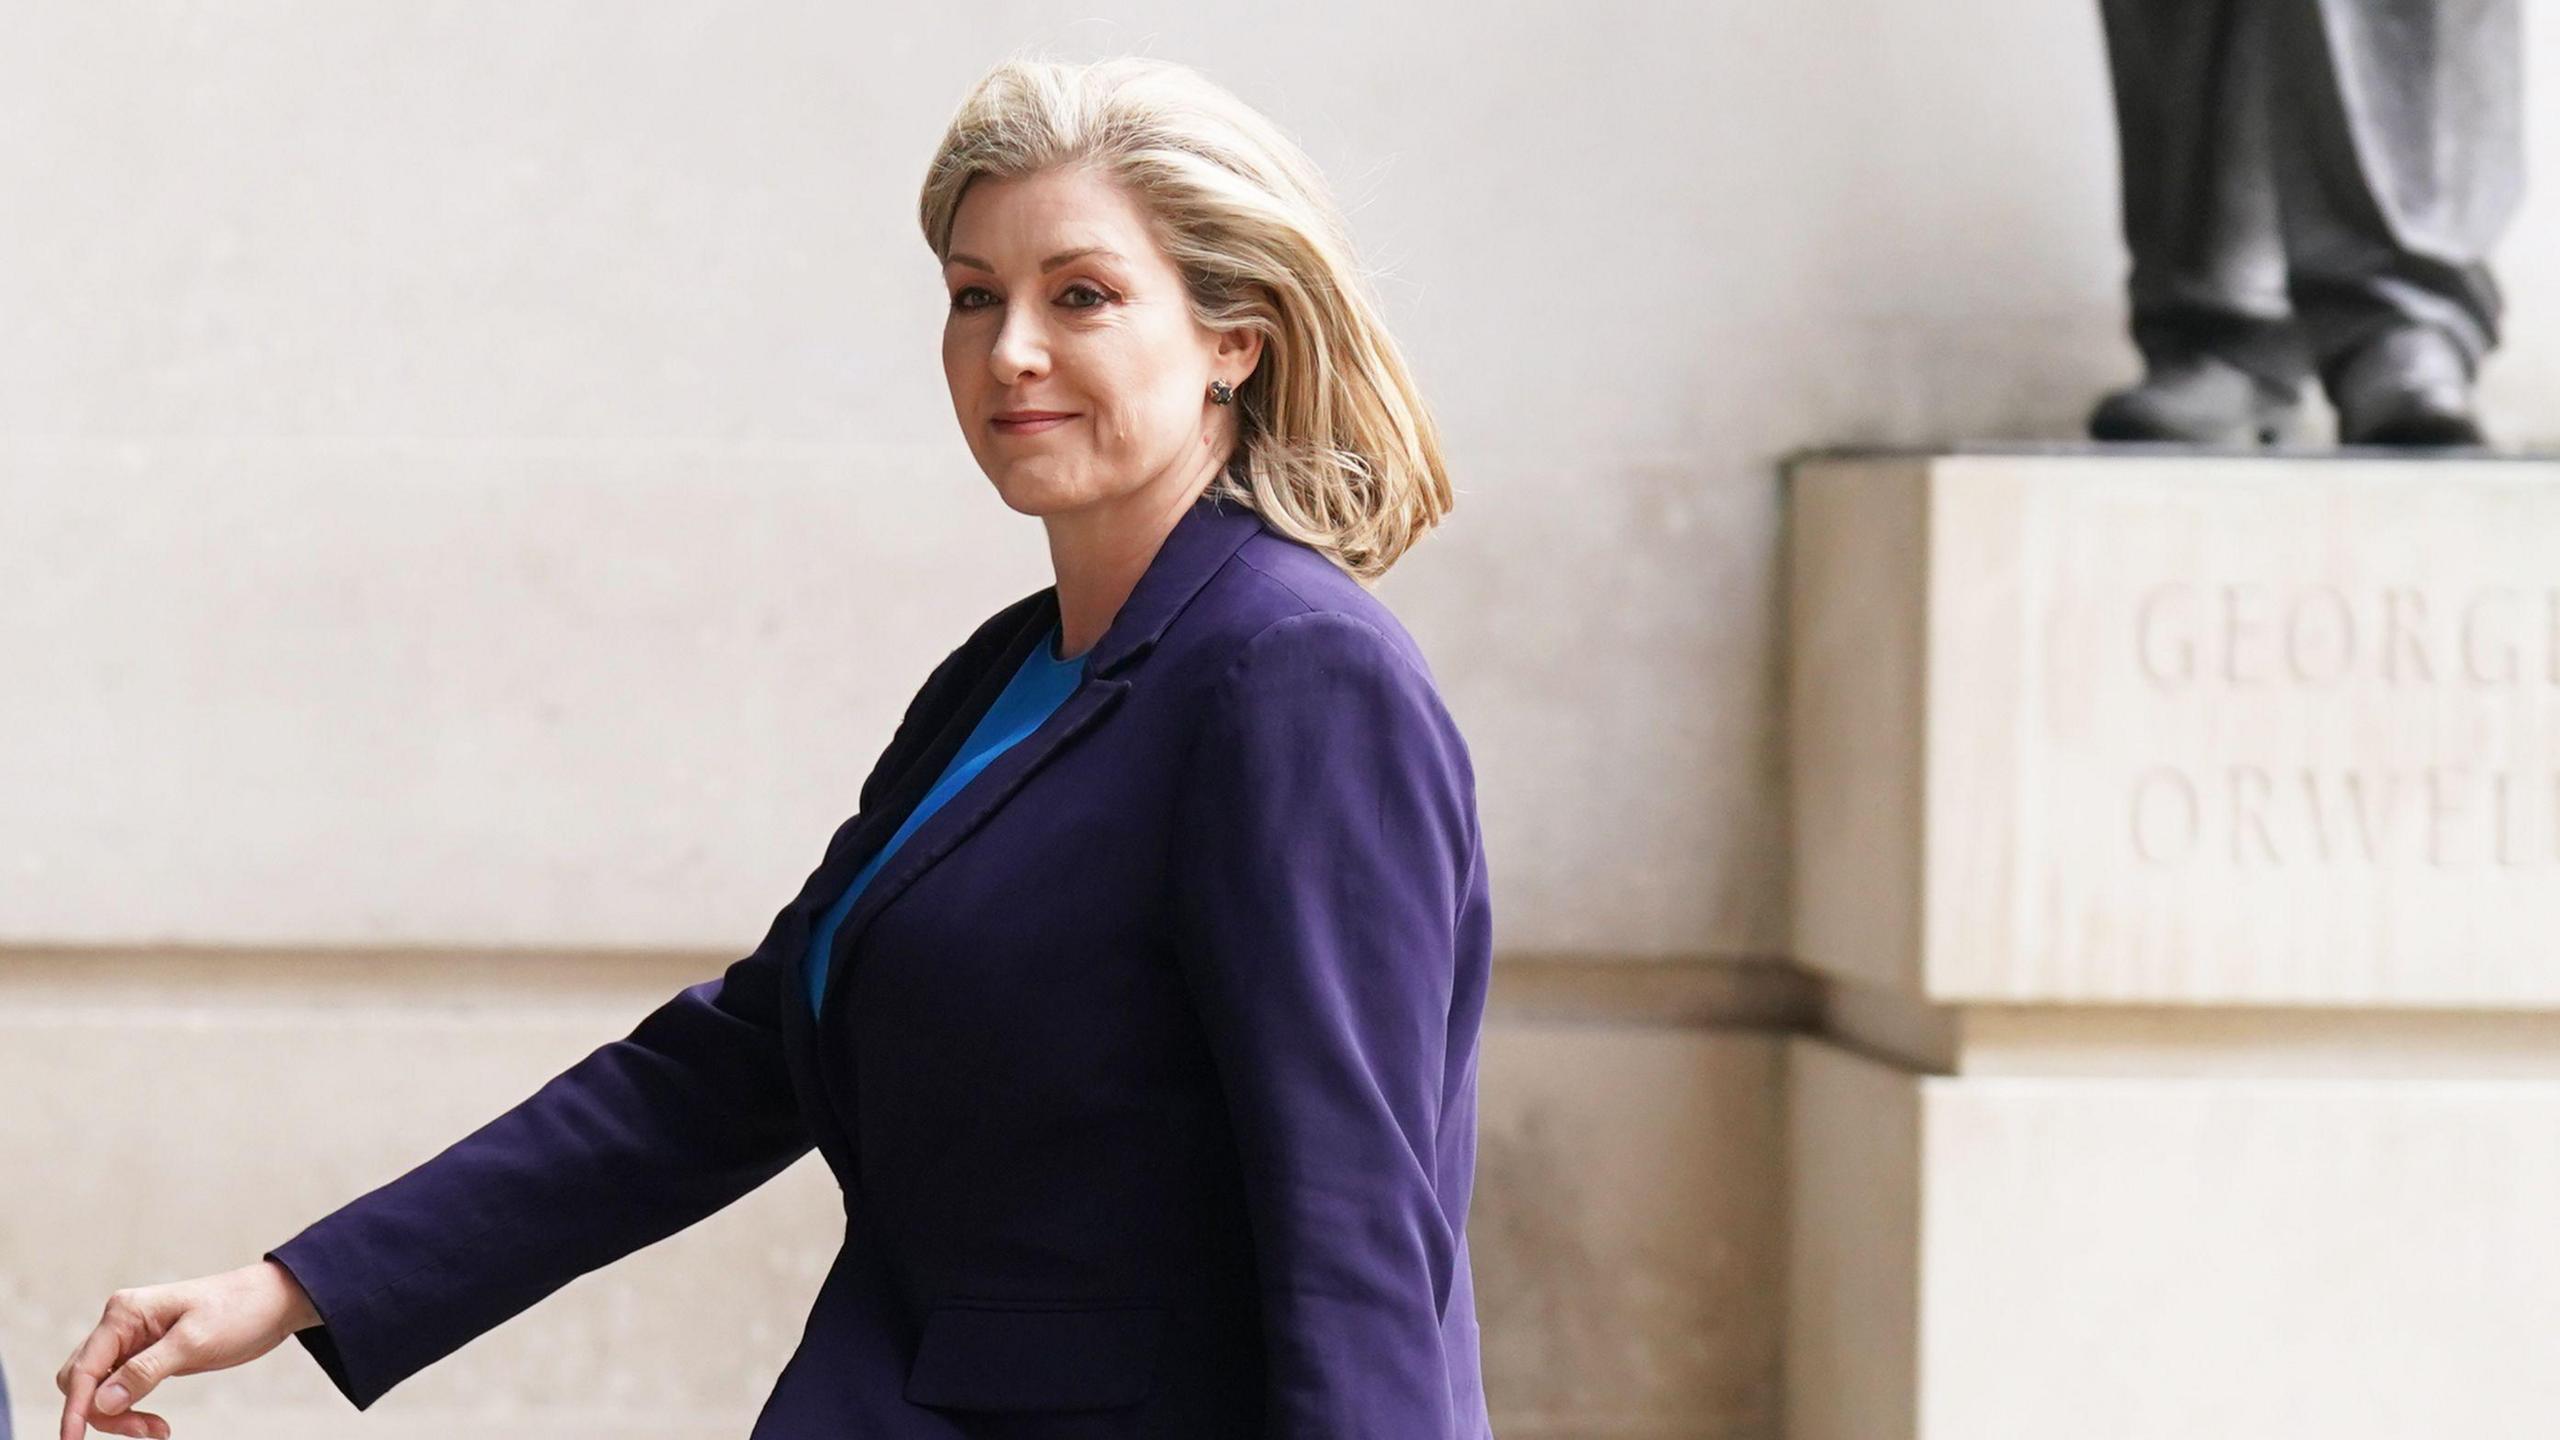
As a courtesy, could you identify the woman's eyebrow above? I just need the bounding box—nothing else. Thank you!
[946,246,1125,274]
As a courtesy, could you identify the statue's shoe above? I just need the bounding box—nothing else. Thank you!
[2087,351,2305,445]
[2327,322,2488,448]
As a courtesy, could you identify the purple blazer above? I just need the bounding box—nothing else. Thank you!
[264,492,1497,1438]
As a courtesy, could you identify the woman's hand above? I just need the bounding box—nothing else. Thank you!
[55,1260,322,1439]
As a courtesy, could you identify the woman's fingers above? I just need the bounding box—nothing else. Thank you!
[58,1291,178,1440]
[92,1332,189,1423]
[58,1308,130,1440]
[82,1402,170,1440]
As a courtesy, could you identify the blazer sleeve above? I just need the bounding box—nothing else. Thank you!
[1167,610,1481,1439]
[255,636,978,1412]
[260,926,814,1411]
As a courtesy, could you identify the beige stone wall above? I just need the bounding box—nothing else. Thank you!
[2,952,1798,1440]
[9,7,2554,971]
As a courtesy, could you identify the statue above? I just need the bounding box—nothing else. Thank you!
[2088,0,2523,447]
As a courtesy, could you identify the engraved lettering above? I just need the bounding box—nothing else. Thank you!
[2124,768,2560,868]
[2461,588,2518,686]
[2426,766,2469,867]
[2492,769,2523,866]
[2130,585,2560,693]
[2130,767,2200,866]
[2384,588,2434,686]
[2222,584,2271,686]
[2230,765,2279,864]
[2135,584,2196,690]
[2282,586,2356,688]
[2298,769,2396,865]
[2115,583,2560,871]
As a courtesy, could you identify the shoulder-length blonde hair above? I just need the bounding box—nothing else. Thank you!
[918,55,1454,583]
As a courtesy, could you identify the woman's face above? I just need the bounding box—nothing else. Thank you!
[941,165,1255,518]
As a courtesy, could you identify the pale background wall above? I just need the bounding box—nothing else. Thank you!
[4,4,2556,1437]
[9,4,2560,958]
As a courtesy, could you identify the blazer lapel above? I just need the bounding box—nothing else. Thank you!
[810,491,1268,1050]
[775,588,1045,1147]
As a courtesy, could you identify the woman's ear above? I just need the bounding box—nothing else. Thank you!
[1215,324,1265,386]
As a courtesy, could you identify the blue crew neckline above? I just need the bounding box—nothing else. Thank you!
[802,612,1088,1018]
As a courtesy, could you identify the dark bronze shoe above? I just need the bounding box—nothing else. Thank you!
[2328,323,2488,447]
[2088,352,2305,445]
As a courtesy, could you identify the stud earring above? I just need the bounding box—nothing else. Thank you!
[1208,379,1234,405]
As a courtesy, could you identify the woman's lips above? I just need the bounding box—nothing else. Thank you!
[992,413,1078,435]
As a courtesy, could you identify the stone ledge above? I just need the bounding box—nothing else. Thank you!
[31,944,2560,1080]
[0,944,1821,1032]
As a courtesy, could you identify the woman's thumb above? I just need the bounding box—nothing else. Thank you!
[92,1336,184,1416]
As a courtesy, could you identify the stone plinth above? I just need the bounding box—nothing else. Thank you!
[1782,450,2560,1440]
[1789,450,2560,1007]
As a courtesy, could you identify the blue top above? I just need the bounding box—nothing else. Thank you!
[803,619,1088,1016]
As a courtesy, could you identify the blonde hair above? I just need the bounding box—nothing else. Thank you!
[919,55,1454,583]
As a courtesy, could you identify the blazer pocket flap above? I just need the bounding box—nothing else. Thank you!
[904,1300,1168,1412]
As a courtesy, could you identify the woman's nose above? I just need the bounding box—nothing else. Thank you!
[990,304,1049,380]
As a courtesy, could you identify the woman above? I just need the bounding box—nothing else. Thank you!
[57,54,1492,1440]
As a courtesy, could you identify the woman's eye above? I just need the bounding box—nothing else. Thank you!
[948,284,1112,312]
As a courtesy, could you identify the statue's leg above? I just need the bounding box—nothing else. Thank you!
[2268,0,2523,381]
[2089,0,2315,442]
[2098,0,2311,393]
